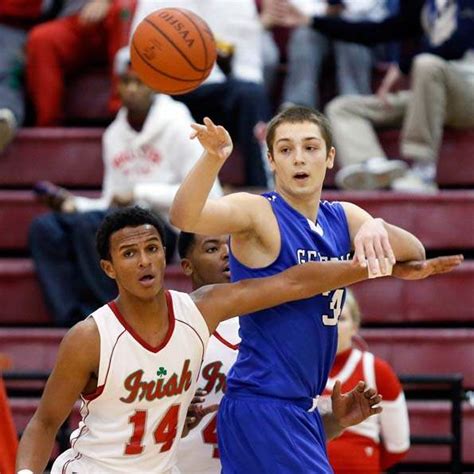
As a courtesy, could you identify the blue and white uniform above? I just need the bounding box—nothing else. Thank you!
[218,192,351,474]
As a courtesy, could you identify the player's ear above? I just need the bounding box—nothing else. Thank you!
[267,150,276,172]
[100,259,116,280]
[326,146,336,169]
[180,258,193,277]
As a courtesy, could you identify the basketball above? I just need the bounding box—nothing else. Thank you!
[130,8,217,95]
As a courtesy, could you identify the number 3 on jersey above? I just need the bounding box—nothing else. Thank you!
[125,404,180,455]
[322,289,344,326]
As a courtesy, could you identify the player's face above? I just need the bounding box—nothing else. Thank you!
[268,121,335,199]
[336,304,358,354]
[118,70,155,112]
[101,224,166,299]
[181,235,230,289]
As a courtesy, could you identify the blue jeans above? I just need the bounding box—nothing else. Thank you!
[283,26,373,109]
[29,211,117,326]
[0,24,27,125]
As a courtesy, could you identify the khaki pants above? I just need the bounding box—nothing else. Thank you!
[325,53,474,168]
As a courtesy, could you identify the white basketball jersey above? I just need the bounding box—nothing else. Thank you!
[177,318,240,474]
[53,290,209,474]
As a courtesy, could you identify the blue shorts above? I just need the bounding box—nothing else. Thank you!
[217,394,333,474]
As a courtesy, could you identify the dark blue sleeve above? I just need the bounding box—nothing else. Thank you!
[309,0,424,45]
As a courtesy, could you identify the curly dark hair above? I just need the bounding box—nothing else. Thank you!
[96,206,166,260]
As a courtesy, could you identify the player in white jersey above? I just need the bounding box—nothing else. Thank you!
[16,207,461,473]
[176,232,240,474]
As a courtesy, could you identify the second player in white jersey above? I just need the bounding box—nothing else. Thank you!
[177,318,240,473]
[52,291,209,474]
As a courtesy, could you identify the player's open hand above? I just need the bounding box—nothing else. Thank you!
[182,388,219,436]
[190,117,233,161]
[352,218,396,275]
[393,254,464,280]
[331,380,382,429]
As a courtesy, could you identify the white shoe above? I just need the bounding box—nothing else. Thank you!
[336,157,408,190]
[0,108,16,152]
[391,171,438,193]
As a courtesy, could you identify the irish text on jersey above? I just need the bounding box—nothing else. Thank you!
[120,359,193,403]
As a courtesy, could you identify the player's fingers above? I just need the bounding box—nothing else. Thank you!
[355,380,366,392]
[373,237,387,274]
[353,238,367,268]
[194,389,208,396]
[332,380,342,399]
[201,404,219,416]
[203,116,217,130]
[381,234,396,265]
[363,387,377,399]
[370,394,383,405]
[364,240,378,275]
[370,406,383,415]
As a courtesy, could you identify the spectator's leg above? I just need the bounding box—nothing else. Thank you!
[176,80,270,187]
[105,0,138,114]
[326,93,407,167]
[334,41,373,96]
[0,25,27,150]
[26,14,107,126]
[401,53,474,163]
[29,212,88,326]
[326,92,409,189]
[230,79,271,187]
[261,30,281,99]
[282,26,330,109]
[70,211,117,309]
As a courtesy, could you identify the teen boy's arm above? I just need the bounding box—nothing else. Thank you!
[194,255,463,333]
[16,319,99,473]
[169,117,263,237]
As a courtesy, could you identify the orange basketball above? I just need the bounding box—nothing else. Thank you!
[130,8,217,95]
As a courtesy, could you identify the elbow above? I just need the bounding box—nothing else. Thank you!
[168,206,194,231]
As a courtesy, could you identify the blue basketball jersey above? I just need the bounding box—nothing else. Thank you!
[227,192,351,405]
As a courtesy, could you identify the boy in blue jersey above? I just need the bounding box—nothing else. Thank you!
[170,106,438,473]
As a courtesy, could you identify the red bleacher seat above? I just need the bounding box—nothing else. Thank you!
[405,401,474,464]
[0,128,103,188]
[2,190,473,251]
[351,261,474,324]
[0,260,192,325]
[0,258,471,325]
[361,328,474,387]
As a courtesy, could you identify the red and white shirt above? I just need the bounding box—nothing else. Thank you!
[320,347,410,473]
[177,318,240,474]
[52,290,210,474]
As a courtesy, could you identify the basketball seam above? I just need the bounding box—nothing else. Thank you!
[144,16,208,73]
[176,9,213,78]
[132,40,203,83]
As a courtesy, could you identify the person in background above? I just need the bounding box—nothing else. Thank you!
[29,47,222,327]
[320,289,410,473]
[261,0,390,110]
[270,0,474,192]
[131,0,272,188]
[25,0,137,127]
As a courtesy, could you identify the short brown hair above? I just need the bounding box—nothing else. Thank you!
[265,106,333,155]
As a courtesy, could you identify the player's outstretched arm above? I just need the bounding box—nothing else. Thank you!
[194,253,464,332]
[169,117,261,236]
[194,260,369,332]
[16,319,99,473]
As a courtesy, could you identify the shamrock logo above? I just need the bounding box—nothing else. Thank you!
[157,367,167,378]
